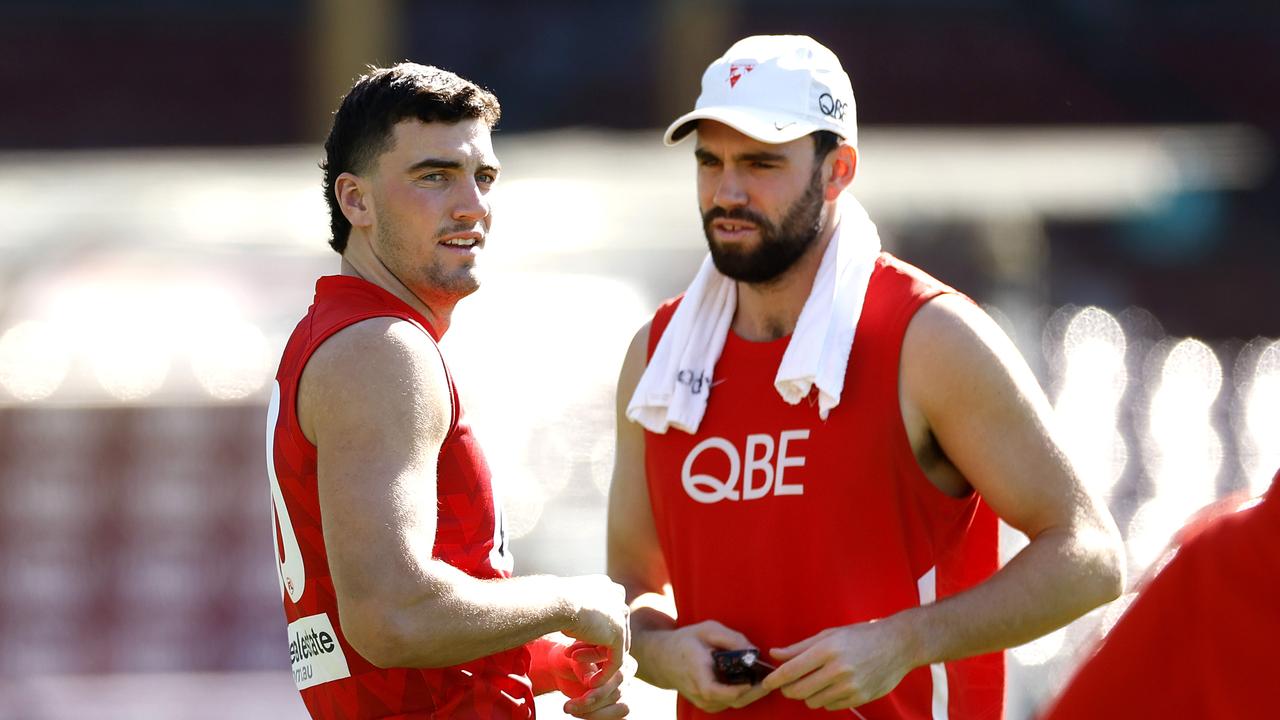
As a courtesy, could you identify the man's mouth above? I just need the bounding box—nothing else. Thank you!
[439,232,483,249]
[712,219,758,238]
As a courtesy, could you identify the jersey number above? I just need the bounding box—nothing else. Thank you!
[267,381,306,603]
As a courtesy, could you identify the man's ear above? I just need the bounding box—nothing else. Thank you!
[824,145,857,202]
[335,172,374,230]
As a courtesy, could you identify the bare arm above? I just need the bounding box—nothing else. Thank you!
[606,322,675,650]
[763,295,1124,709]
[892,294,1125,663]
[299,317,628,676]
[606,321,770,711]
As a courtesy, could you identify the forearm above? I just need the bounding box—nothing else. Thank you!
[627,591,678,686]
[898,525,1124,667]
[347,563,574,669]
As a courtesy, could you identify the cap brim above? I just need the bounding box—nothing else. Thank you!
[663,106,824,146]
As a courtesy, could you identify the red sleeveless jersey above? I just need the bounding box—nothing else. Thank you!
[1042,470,1280,720]
[267,275,533,719]
[644,254,1003,720]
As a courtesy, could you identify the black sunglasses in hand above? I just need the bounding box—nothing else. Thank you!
[712,648,777,685]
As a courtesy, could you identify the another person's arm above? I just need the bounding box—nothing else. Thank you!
[299,317,629,703]
[763,295,1125,710]
[606,322,771,712]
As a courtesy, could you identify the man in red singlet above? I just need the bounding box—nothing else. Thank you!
[268,63,630,719]
[607,36,1125,719]
[1040,469,1280,720]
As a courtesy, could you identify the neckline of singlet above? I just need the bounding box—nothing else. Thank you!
[320,274,442,341]
[726,328,792,350]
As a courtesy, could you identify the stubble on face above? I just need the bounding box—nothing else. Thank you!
[373,205,482,301]
[702,163,826,284]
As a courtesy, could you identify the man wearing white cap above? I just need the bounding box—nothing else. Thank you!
[607,35,1124,719]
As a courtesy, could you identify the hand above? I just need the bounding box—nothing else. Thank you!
[553,641,635,719]
[639,620,771,713]
[762,619,917,711]
[560,575,631,687]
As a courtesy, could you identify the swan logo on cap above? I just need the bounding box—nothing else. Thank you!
[728,63,755,88]
[664,34,857,148]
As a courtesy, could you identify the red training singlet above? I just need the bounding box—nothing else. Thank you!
[1041,469,1280,720]
[267,275,532,719]
[644,254,1003,720]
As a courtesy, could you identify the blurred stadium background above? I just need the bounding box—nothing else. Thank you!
[0,1,1277,718]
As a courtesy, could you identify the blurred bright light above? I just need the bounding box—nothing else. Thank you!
[29,274,266,403]
[487,452,548,541]
[1053,307,1129,500]
[1011,626,1067,667]
[1138,338,1224,572]
[587,432,616,497]
[444,271,650,537]
[164,177,328,247]
[92,325,171,401]
[1243,340,1280,496]
[1150,338,1222,421]
[190,320,272,400]
[0,320,74,401]
[1125,497,1186,579]
[1096,591,1137,639]
[487,179,609,259]
[1146,339,1223,498]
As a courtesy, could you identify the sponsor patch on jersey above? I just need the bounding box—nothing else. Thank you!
[287,613,351,690]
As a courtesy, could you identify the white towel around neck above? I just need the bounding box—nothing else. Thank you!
[627,194,883,434]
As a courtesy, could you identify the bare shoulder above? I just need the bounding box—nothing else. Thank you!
[901,293,1044,416]
[616,319,654,402]
[298,316,451,447]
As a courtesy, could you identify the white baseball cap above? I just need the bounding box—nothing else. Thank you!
[664,34,857,148]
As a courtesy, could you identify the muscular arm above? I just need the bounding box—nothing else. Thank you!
[892,294,1125,664]
[763,295,1124,709]
[299,317,626,674]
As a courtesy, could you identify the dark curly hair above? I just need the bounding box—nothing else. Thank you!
[321,63,501,253]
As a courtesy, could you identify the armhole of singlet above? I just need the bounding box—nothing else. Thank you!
[646,296,683,361]
[880,271,980,506]
[419,327,459,441]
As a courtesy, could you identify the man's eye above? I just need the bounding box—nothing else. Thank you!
[420,173,445,182]
[477,173,497,184]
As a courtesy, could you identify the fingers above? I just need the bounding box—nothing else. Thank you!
[569,644,610,666]
[695,621,752,650]
[727,682,772,709]
[566,674,624,716]
[594,642,624,688]
[807,683,860,711]
[572,699,629,720]
[760,644,825,692]
[768,630,822,661]
[778,662,840,704]
[691,682,760,713]
[690,661,767,712]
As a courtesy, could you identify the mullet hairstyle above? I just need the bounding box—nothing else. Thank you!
[321,63,501,253]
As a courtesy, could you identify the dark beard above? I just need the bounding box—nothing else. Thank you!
[702,167,825,284]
